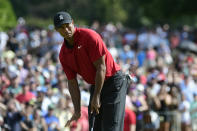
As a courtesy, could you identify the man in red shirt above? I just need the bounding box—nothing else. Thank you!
[16,83,35,103]
[54,11,130,131]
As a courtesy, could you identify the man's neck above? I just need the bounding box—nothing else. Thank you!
[67,38,74,46]
[64,37,74,48]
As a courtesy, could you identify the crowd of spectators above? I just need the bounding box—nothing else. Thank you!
[1,18,197,131]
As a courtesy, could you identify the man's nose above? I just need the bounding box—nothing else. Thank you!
[65,27,69,32]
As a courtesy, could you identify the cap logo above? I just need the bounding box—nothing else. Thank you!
[59,15,64,20]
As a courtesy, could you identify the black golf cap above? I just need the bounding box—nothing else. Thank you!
[54,11,72,28]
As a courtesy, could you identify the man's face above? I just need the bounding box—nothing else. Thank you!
[56,22,75,39]
[23,85,29,94]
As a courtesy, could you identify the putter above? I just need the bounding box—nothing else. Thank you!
[90,112,96,131]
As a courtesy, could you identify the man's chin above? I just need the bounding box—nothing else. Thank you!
[64,34,72,39]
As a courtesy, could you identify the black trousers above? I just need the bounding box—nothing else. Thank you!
[88,71,129,131]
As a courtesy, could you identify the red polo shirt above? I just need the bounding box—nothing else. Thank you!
[16,91,35,103]
[59,28,120,84]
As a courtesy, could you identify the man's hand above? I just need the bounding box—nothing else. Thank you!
[65,111,81,127]
[91,94,101,114]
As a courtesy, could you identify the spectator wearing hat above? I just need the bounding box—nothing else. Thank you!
[36,86,52,116]
[44,104,60,131]
[16,58,29,84]
[6,74,22,97]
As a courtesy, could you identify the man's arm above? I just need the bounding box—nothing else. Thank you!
[91,55,106,114]
[65,78,81,127]
[68,78,81,113]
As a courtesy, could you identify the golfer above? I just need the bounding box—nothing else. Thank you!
[54,11,129,131]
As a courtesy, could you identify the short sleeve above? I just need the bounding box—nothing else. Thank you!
[86,32,106,62]
[59,58,76,80]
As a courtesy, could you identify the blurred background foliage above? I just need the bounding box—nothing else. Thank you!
[1,0,197,30]
[0,0,17,31]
